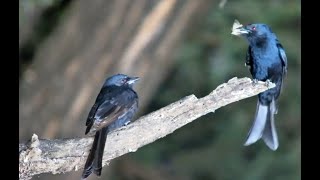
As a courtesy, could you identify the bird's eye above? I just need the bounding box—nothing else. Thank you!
[121,77,130,83]
[252,26,256,31]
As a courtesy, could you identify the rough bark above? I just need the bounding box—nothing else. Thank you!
[19,77,275,180]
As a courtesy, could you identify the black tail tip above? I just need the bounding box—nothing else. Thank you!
[81,167,93,180]
[81,174,90,180]
[81,168,102,180]
[93,167,102,176]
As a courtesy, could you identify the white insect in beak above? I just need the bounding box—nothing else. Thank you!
[231,19,249,36]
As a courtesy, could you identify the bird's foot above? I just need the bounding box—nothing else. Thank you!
[124,121,131,126]
[252,79,258,86]
[265,79,271,88]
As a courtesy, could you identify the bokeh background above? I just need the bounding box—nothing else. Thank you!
[19,0,301,180]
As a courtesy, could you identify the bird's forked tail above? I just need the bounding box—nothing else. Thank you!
[81,127,108,179]
[244,99,279,150]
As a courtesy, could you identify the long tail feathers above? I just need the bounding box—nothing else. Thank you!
[93,128,108,176]
[81,127,108,180]
[262,99,279,150]
[244,99,279,151]
[244,102,268,146]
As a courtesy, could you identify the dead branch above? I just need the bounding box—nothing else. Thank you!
[19,77,275,180]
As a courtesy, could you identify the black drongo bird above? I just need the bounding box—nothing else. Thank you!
[81,74,140,179]
[232,20,287,150]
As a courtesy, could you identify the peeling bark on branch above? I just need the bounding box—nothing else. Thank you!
[19,77,275,180]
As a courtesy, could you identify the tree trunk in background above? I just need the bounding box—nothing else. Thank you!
[19,0,215,179]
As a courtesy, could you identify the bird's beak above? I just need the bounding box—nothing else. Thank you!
[127,77,140,84]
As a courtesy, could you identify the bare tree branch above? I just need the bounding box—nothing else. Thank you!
[19,77,275,180]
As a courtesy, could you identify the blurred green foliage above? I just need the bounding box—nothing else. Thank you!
[123,1,301,180]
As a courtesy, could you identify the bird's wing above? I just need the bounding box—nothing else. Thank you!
[276,42,288,75]
[86,89,137,135]
[85,101,117,135]
[276,41,288,98]
[246,46,253,73]
[85,87,110,129]
[86,104,99,126]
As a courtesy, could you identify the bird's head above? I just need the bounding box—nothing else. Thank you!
[104,74,140,87]
[232,20,275,45]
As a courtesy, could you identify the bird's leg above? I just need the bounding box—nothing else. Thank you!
[252,79,258,86]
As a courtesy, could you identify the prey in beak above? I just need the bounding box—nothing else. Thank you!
[231,19,250,36]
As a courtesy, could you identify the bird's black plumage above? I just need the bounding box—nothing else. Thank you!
[233,23,287,150]
[81,74,139,179]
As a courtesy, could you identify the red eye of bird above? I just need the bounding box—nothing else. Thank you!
[252,26,256,31]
